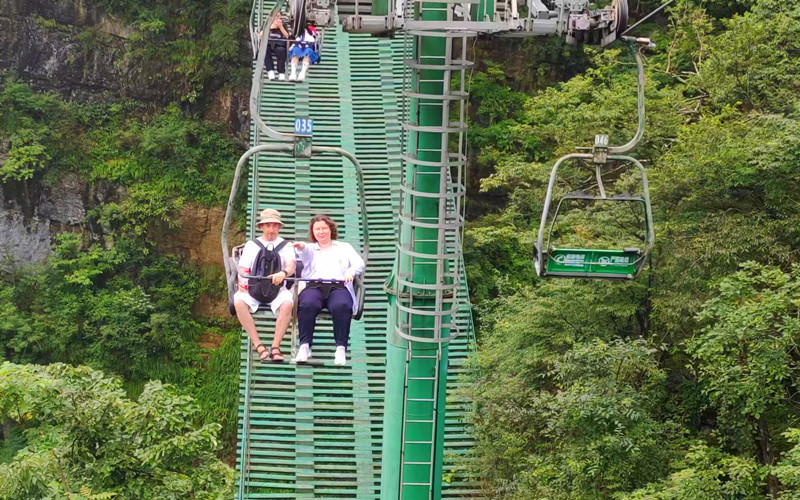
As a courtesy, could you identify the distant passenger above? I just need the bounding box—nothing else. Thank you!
[293,215,365,366]
[288,25,320,82]
[234,208,296,362]
[259,14,290,81]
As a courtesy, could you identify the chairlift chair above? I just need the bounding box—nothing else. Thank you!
[533,161,654,280]
[227,245,366,320]
[251,0,331,66]
[533,37,655,281]
[222,150,370,332]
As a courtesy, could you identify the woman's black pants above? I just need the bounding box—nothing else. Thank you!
[265,41,286,73]
[298,287,354,349]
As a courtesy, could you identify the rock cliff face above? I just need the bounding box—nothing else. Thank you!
[152,204,244,318]
[0,174,87,270]
[0,0,249,272]
[0,0,171,103]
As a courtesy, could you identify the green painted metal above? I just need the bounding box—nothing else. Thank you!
[235,4,480,499]
[379,0,473,494]
[544,248,643,279]
[372,0,388,17]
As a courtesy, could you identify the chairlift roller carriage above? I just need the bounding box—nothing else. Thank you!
[534,36,655,280]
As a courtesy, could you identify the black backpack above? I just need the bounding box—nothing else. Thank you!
[248,239,289,304]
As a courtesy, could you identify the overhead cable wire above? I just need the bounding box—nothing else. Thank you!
[619,0,675,36]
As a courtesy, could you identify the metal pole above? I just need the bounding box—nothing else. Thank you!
[381,0,471,497]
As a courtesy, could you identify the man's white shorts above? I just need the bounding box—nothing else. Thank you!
[233,287,294,316]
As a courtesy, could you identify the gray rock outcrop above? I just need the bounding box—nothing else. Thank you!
[0,0,171,103]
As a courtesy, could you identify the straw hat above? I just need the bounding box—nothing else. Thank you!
[257,208,283,226]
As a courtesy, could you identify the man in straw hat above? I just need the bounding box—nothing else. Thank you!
[233,208,296,362]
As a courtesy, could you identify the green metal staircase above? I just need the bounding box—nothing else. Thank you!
[236,11,480,498]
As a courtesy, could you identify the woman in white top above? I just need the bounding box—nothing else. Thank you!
[293,215,365,366]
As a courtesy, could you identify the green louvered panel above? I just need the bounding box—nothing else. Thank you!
[236,6,481,499]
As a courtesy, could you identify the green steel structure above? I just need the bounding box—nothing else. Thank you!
[230,6,479,498]
[225,0,636,497]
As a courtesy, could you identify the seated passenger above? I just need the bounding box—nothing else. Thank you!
[288,24,320,82]
[293,215,365,366]
[259,14,290,81]
[233,208,296,362]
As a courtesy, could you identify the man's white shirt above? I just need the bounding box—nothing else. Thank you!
[233,236,296,315]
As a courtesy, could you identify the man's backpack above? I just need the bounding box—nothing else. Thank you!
[248,239,289,304]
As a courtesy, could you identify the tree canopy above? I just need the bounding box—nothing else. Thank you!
[0,362,234,499]
[463,0,800,497]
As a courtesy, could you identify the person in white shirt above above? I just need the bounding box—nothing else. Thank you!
[233,208,296,362]
[293,215,365,366]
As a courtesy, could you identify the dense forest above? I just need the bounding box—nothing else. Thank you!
[463,0,800,497]
[1,0,799,497]
[1,0,250,496]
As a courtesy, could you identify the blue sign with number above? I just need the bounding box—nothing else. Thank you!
[294,118,314,136]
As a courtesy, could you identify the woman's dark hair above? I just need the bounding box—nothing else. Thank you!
[309,215,338,242]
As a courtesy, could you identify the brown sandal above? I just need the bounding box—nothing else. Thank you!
[255,344,269,362]
[269,346,284,363]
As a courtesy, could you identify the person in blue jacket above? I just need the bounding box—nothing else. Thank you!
[288,24,320,82]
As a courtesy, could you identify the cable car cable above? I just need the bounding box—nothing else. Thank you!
[619,0,675,37]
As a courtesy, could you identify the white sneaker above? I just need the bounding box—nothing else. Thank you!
[295,344,311,363]
[297,66,308,82]
[334,346,346,366]
[267,70,275,80]
[278,73,286,81]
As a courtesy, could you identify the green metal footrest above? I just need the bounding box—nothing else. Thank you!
[544,247,643,279]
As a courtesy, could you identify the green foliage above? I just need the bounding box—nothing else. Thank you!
[1,230,242,452]
[0,362,234,499]
[0,127,50,181]
[85,0,251,102]
[465,273,657,498]
[464,0,800,497]
[0,233,203,386]
[621,444,764,499]
[468,319,674,499]
[772,429,800,498]
[0,80,238,211]
[0,82,61,181]
[689,263,800,454]
[0,0,249,470]
[193,330,241,455]
[0,75,243,455]
[696,5,800,113]
[463,218,537,302]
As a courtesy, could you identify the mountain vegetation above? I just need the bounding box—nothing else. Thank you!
[463,0,800,497]
[1,0,250,495]
[2,0,800,497]
[0,363,233,499]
